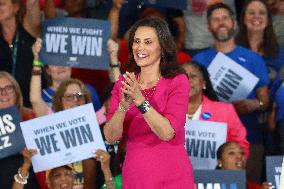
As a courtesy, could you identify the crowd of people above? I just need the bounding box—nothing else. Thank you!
[0,0,284,189]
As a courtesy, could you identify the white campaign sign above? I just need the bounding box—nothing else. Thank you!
[20,103,105,172]
[185,119,227,170]
[208,52,259,102]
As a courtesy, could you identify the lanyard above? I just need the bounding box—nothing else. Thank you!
[11,31,19,76]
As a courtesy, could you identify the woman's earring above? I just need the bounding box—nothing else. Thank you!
[202,85,206,90]
[218,163,222,168]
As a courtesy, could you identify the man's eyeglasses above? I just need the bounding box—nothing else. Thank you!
[0,85,15,95]
[62,92,86,102]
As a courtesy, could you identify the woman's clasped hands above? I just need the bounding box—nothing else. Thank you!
[120,72,145,109]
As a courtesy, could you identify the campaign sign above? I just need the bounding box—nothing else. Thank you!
[143,0,187,10]
[0,106,24,159]
[185,119,227,169]
[266,156,283,189]
[208,53,259,102]
[20,103,106,172]
[194,170,246,189]
[41,17,111,70]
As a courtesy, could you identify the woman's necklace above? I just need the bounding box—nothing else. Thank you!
[186,104,202,120]
[141,86,157,100]
[139,74,161,100]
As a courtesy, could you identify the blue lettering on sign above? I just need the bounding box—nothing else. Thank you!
[213,66,226,82]
[35,133,60,155]
[34,124,93,155]
[60,124,94,149]
[215,69,243,101]
[186,138,216,158]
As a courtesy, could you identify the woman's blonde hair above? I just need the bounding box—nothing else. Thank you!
[52,78,91,112]
[0,71,23,110]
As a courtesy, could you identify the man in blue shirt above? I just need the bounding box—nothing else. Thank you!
[193,3,269,184]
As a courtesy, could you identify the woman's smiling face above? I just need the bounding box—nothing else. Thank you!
[47,167,74,189]
[244,1,268,33]
[0,0,19,24]
[132,26,162,69]
[218,142,246,170]
[0,77,16,109]
[61,83,86,110]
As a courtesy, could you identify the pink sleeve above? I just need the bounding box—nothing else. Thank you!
[162,74,189,141]
[96,106,106,125]
[226,104,250,159]
[106,76,123,121]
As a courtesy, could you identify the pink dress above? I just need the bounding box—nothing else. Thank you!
[107,74,194,189]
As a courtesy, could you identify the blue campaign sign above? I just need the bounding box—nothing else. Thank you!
[143,0,187,10]
[0,106,25,159]
[266,156,283,189]
[41,17,111,70]
[194,170,246,189]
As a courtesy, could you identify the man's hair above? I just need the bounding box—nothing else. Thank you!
[207,3,235,21]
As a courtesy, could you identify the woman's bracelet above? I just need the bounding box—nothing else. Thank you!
[118,103,128,112]
[105,177,115,186]
[33,60,43,67]
[18,168,29,180]
[110,63,120,68]
[137,100,151,114]
[14,174,27,185]
[32,69,42,75]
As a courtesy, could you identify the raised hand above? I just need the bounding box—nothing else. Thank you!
[107,39,119,64]
[32,38,42,60]
[94,149,111,171]
[22,148,37,167]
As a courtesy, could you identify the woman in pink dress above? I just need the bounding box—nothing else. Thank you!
[104,18,194,189]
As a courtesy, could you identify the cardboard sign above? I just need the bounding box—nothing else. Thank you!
[20,103,106,172]
[208,53,259,102]
[41,17,111,70]
[185,119,227,169]
[0,106,24,159]
[194,170,246,189]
